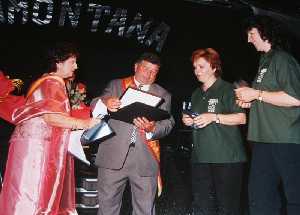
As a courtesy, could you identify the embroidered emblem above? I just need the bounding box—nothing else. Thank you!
[208,98,218,112]
[256,68,267,83]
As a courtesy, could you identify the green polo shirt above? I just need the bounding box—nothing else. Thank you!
[191,78,247,163]
[248,49,300,144]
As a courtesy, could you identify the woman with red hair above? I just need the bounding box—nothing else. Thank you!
[182,48,247,215]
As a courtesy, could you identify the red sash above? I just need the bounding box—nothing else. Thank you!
[122,76,163,196]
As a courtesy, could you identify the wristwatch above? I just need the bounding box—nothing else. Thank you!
[258,90,263,102]
[215,114,220,124]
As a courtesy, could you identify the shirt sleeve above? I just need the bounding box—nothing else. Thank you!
[274,52,300,100]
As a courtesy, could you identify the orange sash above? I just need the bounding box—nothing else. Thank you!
[122,76,163,197]
[26,75,65,98]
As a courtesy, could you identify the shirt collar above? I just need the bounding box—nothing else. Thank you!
[201,77,222,94]
[134,77,150,91]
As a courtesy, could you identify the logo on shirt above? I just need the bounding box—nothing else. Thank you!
[208,98,218,112]
[256,68,267,83]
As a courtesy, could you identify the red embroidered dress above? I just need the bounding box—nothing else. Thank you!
[0,74,77,215]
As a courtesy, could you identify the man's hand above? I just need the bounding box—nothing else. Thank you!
[102,96,121,112]
[133,117,156,133]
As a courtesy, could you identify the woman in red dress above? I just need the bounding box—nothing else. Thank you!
[0,43,100,215]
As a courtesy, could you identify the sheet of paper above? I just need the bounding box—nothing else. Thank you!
[68,130,90,165]
[92,99,108,118]
[120,87,162,108]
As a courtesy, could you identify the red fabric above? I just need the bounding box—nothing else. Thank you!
[0,72,14,95]
[70,103,91,119]
[0,72,25,124]
[0,75,77,215]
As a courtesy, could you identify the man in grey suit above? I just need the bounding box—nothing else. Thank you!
[92,52,175,215]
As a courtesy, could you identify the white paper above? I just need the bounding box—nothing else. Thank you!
[92,99,108,118]
[68,130,90,165]
[120,87,162,108]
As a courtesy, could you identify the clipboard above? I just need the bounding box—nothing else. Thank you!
[109,102,170,124]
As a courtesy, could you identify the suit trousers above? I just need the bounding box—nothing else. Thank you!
[191,162,244,215]
[249,143,300,215]
[97,146,157,215]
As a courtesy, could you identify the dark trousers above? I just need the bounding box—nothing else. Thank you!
[191,163,244,215]
[249,143,300,215]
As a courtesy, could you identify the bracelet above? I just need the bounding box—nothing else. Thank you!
[258,90,263,102]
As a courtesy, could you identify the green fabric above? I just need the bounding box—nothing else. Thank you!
[248,49,300,144]
[191,78,247,163]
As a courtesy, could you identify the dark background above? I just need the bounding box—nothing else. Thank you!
[1,0,300,122]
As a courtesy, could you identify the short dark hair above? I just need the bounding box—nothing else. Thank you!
[244,16,286,49]
[135,52,161,66]
[46,42,79,73]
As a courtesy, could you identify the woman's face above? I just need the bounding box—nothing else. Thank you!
[247,27,269,52]
[56,56,78,79]
[193,57,216,84]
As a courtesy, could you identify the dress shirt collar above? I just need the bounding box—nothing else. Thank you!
[133,77,150,91]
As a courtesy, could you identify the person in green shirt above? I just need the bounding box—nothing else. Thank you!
[182,48,247,215]
[235,16,300,215]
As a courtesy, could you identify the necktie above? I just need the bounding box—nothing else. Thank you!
[138,84,143,91]
[130,84,143,143]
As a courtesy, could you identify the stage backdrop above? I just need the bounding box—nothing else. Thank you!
[1,0,300,124]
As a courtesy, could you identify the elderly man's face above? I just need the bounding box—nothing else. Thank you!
[134,60,159,85]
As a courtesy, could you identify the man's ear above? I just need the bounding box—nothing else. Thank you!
[134,63,138,73]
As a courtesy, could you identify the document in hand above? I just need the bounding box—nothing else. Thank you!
[80,120,114,144]
[109,87,170,124]
[68,130,90,165]
[119,87,163,108]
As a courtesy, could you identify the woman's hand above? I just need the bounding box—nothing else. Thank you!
[236,99,252,108]
[235,87,259,103]
[182,114,194,126]
[83,117,101,129]
[193,113,216,128]
[43,113,101,130]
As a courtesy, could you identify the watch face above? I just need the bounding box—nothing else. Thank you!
[215,114,220,124]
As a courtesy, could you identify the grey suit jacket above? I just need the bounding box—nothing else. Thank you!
[92,78,175,176]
